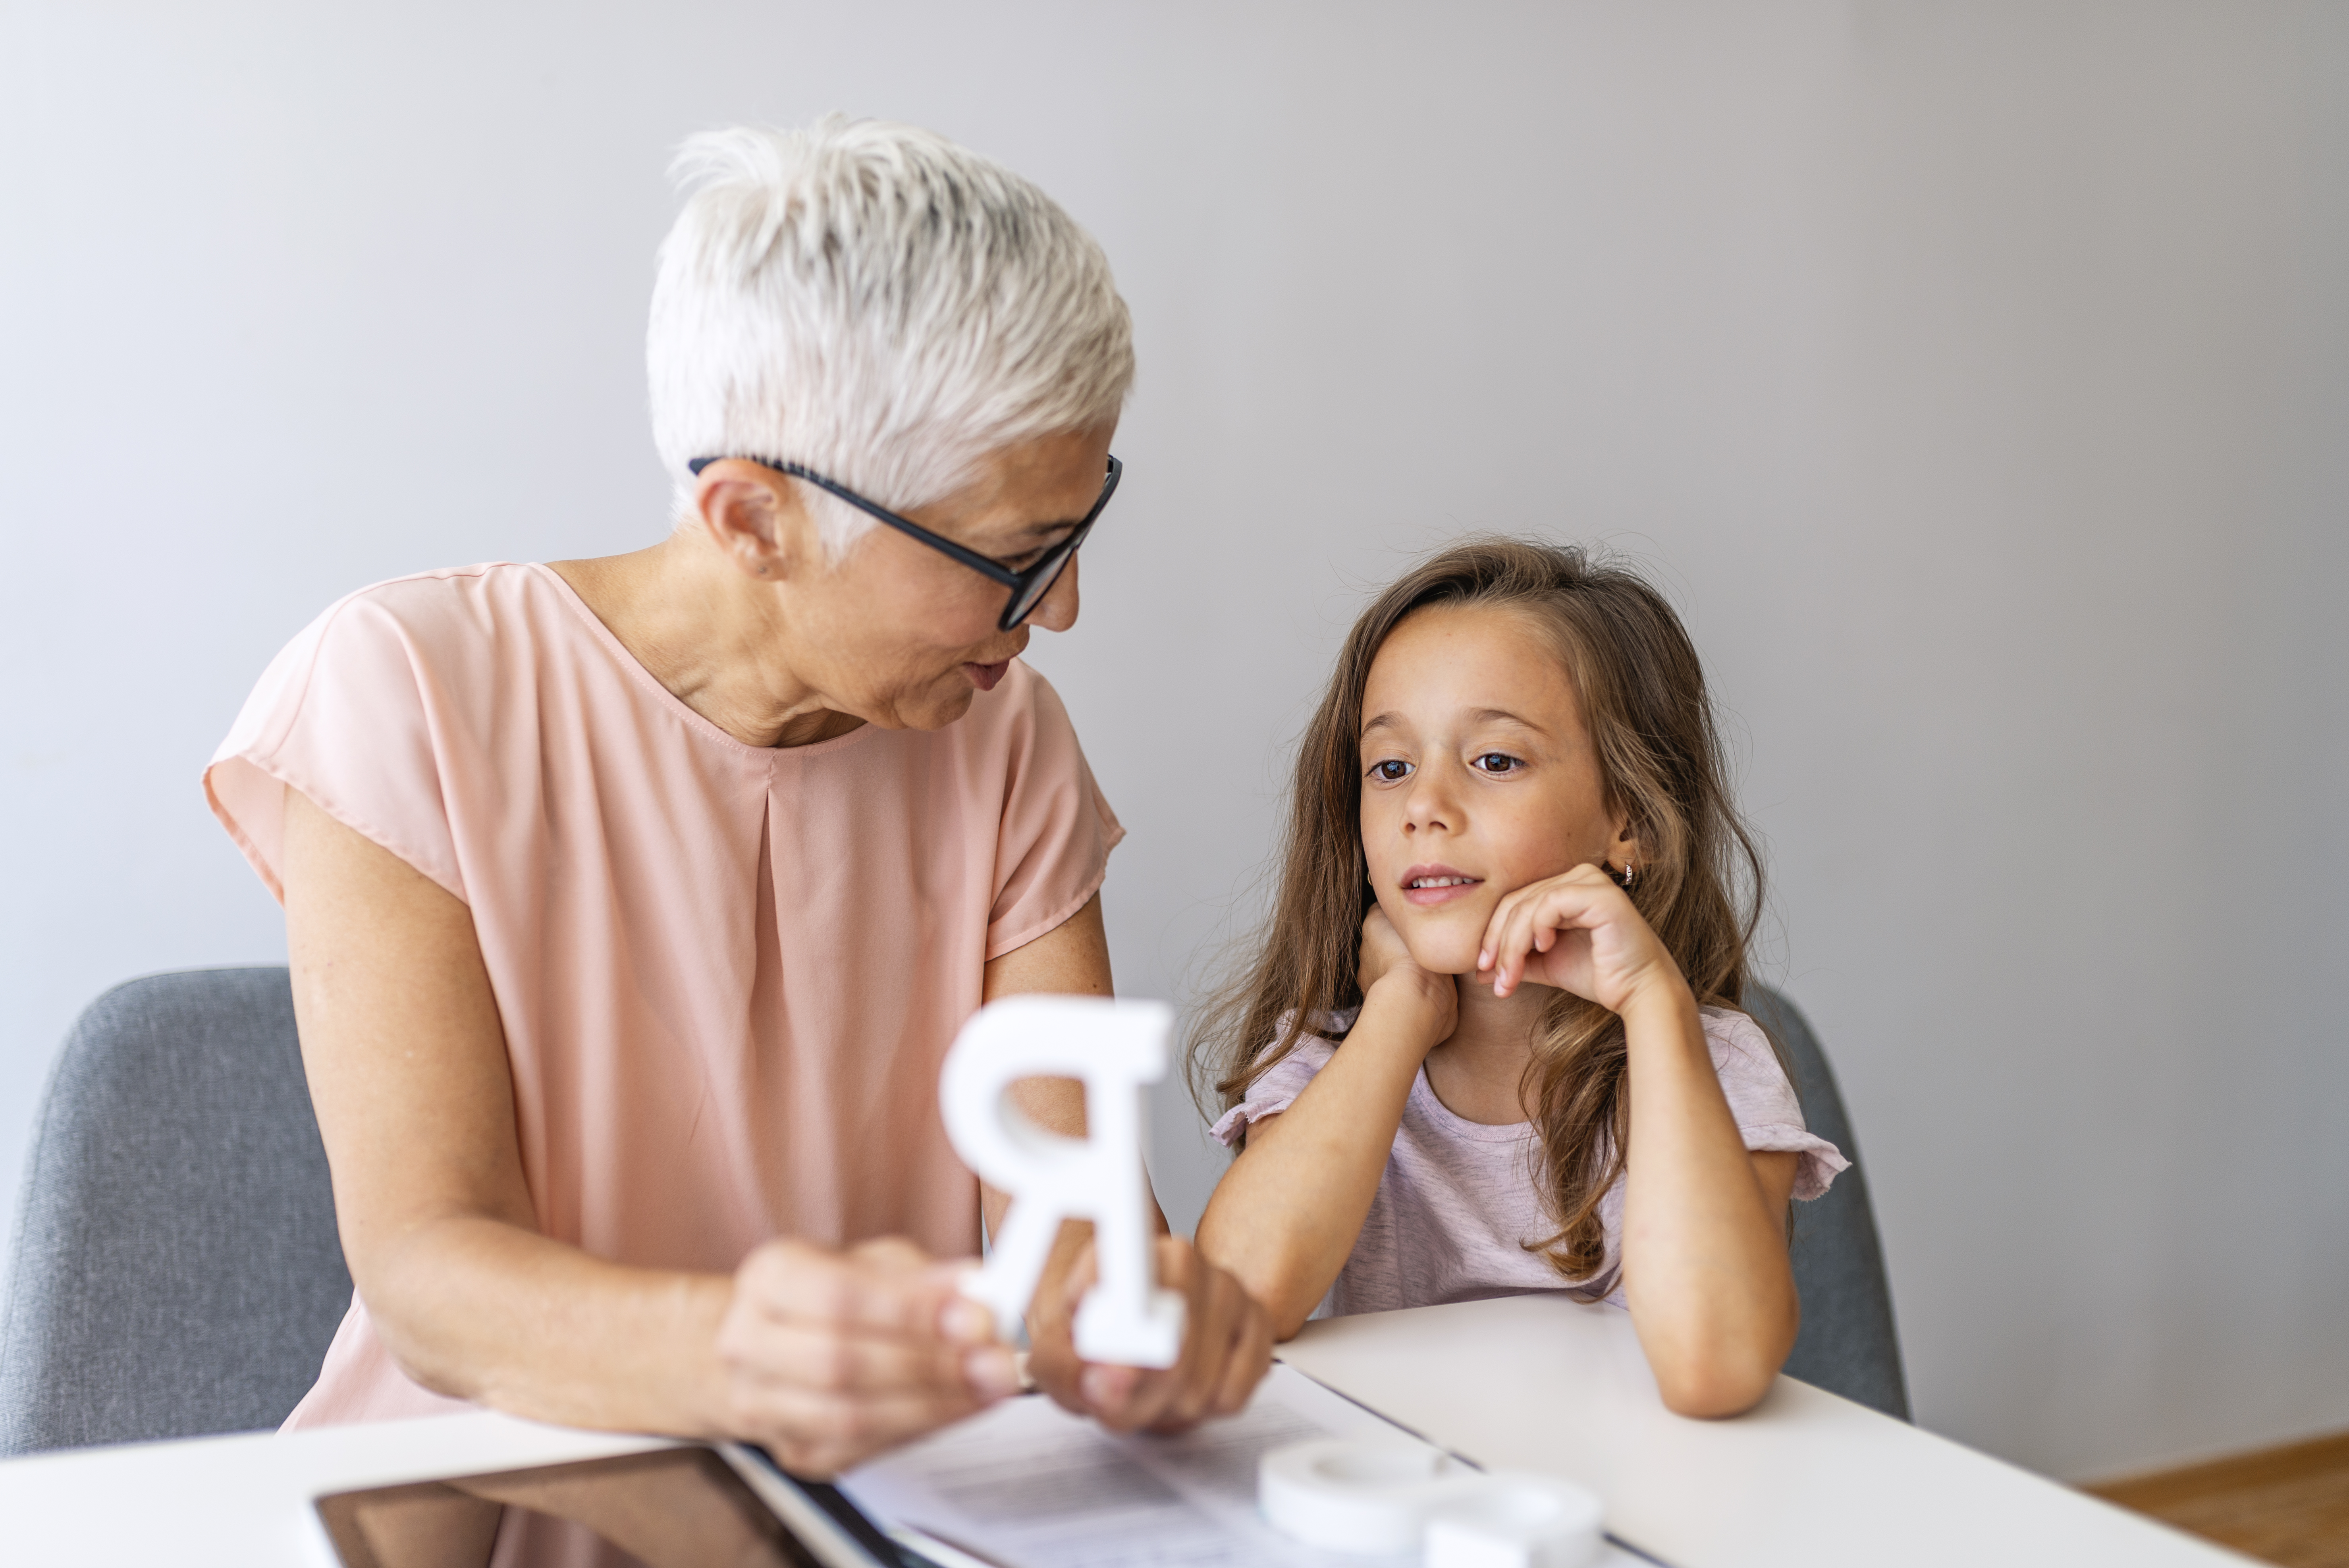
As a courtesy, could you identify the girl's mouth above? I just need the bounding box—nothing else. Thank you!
[1400,866,1484,907]
[963,659,1011,691]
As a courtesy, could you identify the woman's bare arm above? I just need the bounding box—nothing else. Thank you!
[282,788,1011,1475]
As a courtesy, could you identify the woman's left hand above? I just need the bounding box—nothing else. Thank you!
[1475,863,1685,1014]
[1026,1233,1274,1432]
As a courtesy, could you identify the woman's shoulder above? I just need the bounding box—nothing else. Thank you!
[310,561,577,646]
[253,563,566,691]
[208,565,559,905]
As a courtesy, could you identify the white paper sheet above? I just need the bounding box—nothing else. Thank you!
[839,1362,1649,1568]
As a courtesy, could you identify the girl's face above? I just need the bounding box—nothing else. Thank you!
[1358,604,1634,976]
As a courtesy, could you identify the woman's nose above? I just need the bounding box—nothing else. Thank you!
[1026,555,1081,633]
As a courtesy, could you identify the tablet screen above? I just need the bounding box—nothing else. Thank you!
[314,1446,906,1568]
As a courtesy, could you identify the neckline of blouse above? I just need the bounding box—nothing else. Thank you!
[1409,1062,1538,1142]
[529,561,887,762]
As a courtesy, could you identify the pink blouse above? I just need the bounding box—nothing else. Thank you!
[206,562,1122,1427]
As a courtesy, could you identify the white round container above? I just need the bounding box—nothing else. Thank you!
[1423,1474,1605,1568]
[1257,1438,1476,1554]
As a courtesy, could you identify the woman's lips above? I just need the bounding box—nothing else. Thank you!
[963,659,1011,692]
[1400,866,1484,907]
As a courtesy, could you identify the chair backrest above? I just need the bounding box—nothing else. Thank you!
[0,967,352,1453]
[1745,984,1910,1420]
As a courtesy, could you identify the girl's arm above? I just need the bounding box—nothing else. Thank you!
[989,910,1275,1435]
[1482,868,1801,1418]
[1194,909,1456,1339]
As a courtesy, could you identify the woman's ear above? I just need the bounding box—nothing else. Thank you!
[691,463,812,582]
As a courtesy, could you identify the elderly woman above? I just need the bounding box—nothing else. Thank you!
[204,119,1271,1488]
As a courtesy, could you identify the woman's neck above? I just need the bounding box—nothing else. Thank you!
[1421,974,1554,1125]
[549,532,862,749]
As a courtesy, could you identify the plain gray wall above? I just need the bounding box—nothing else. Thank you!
[2,0,2342,1483]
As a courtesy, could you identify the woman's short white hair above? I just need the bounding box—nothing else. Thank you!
[648,117,1134,555]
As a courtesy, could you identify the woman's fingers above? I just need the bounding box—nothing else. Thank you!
[1207,1277,1276,1418]
[1072,1239,1274,1433]
[739,1237,991,1344]
[1139,1240,1232,1430]
[1162,1243,1274,1427]
[716,1236,1020,1472]
[746,1383,991,1478]
[724,1317,1016,1400]
[1024,1237,1097,1415]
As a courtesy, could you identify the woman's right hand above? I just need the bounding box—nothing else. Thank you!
[1356,904,1458,1049]
[713,1236,1022,1477]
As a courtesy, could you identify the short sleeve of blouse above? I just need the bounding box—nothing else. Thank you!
[1703,1007,1850,1201]
[204,579,469,905]
[981,664,1125,959]
[1207,1034,1340,1146]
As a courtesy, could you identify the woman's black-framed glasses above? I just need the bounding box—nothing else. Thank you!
[686,453,1122,631]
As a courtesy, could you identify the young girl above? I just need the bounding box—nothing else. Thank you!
[1192,538,1845,1418]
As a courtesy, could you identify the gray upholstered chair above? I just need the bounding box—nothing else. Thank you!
[1747,984,1910,1420]
[0,967,1905,1453]
[0,966,352,1453]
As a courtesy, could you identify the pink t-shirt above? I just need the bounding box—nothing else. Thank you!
[1209,1006,1846,1314]
[206,563,1123,1428]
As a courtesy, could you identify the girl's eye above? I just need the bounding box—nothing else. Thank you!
[1369,759,1412,783]
[1473,753,1522,775]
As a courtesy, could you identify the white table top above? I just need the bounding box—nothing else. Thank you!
[1279,1294,2249,1567]
[0,1408,669,1566]
[0,1294,2250,1566]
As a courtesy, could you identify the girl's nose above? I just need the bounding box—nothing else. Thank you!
[1402,770,1458,834]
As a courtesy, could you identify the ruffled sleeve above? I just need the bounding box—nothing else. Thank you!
[1702,1007,1850,1201]
[1207,1034,1340,1147]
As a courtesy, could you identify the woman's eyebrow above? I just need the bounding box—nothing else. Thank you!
[985,517,1082,554]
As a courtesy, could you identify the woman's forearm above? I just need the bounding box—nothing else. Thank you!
[1195,990,1428,1337]
[1616,985,1799,1416]
[364,1213,734,1434]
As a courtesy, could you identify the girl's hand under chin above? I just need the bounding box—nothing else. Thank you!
[1475,864,1689,1017]
[1358,904,1458,1048]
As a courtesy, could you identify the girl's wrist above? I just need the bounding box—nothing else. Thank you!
[1615,972,1700,1038]
[1360,971,1451,1048]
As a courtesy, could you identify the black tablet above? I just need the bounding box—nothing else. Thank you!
[314,1443,917,1568]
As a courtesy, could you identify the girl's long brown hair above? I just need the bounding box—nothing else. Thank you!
[1188,537,1767,1296]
